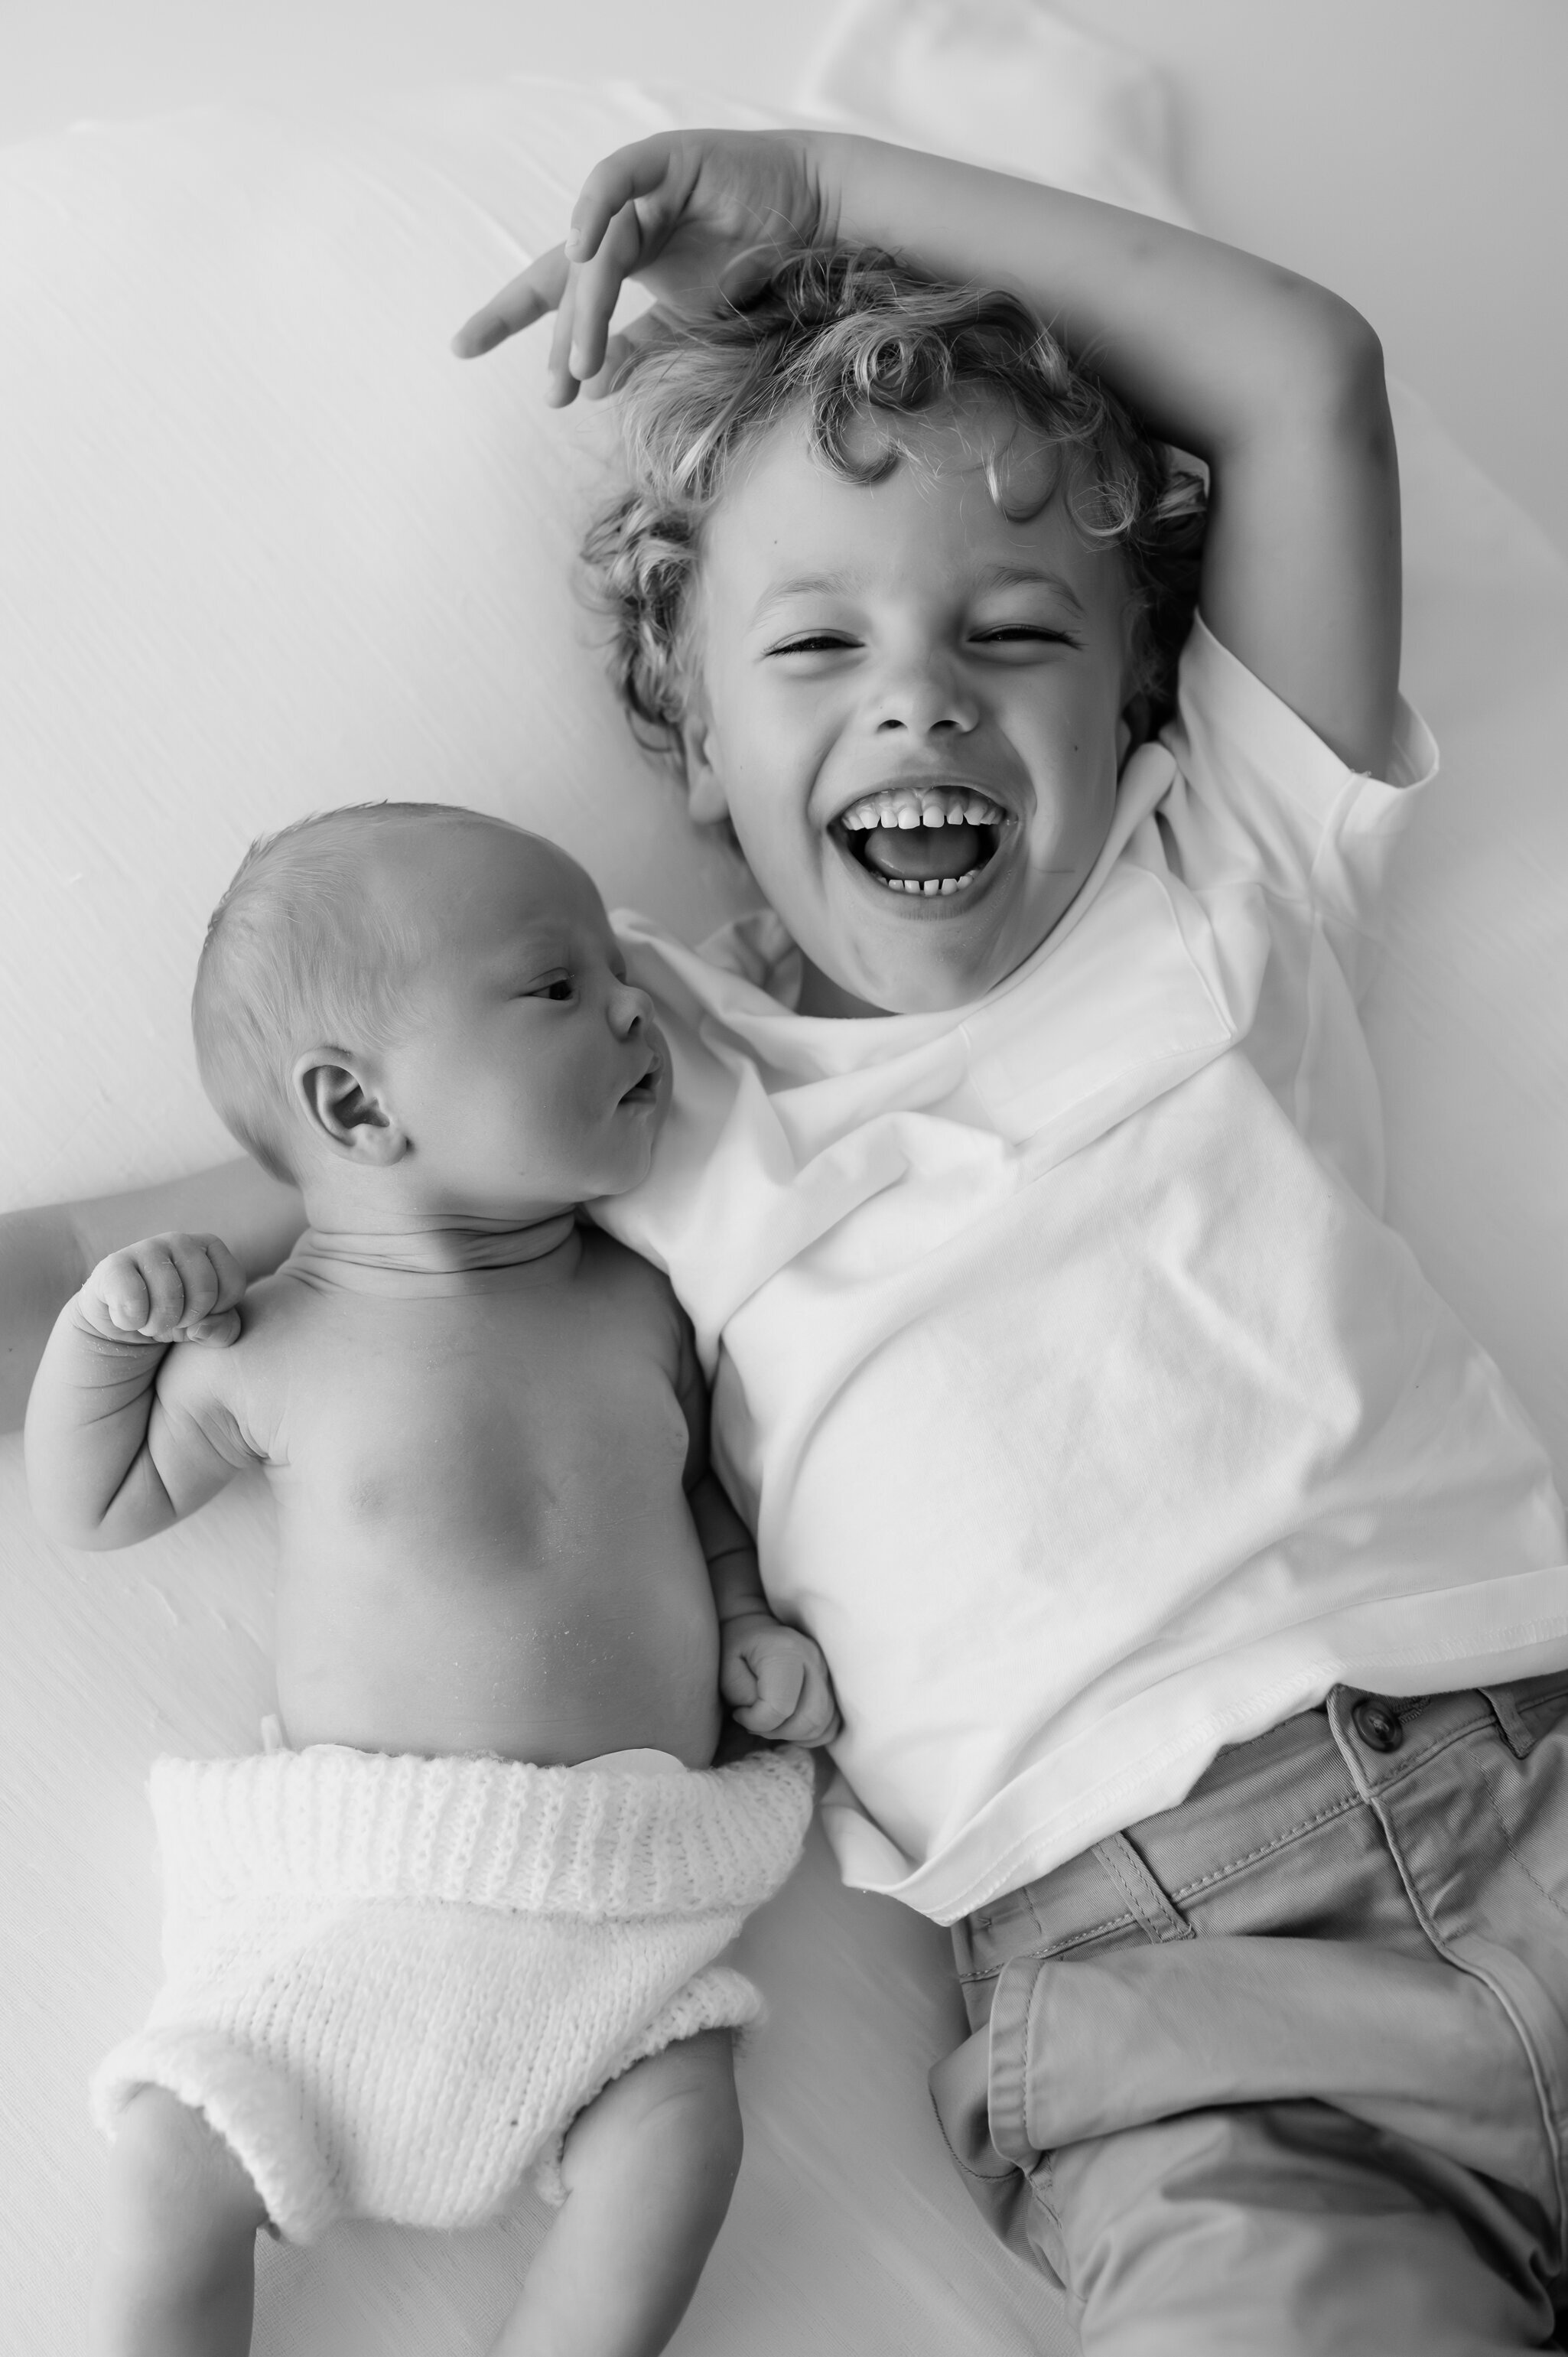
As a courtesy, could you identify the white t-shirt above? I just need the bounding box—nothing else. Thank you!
[601,619,1568,1926]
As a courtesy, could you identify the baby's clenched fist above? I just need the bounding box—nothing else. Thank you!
[720,1610,841,1747]
[76,1232,246,1348]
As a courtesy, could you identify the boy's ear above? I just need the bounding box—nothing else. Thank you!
[680,710,730,827]
[1117,689,1156,774]
[292,1050,408,1166]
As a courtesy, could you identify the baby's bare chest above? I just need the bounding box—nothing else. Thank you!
[250,1263,691,1554]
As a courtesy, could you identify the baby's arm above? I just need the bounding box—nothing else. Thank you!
[24,1232,253,1550]
[460,130,1398,775]
[0,1156,302,1434]
[691,1469,838,1746]
[678,1340,838,1746]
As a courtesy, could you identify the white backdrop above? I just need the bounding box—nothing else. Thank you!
[6,0,1566,555]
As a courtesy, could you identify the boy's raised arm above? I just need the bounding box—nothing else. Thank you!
[825,141,1400,778]
[459,129,1399,776]
[0,1156,302,1434]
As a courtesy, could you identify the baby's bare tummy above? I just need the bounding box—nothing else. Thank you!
[273,1521,723,1767]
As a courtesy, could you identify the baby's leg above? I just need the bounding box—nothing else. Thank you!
[491,2029,743,2357]
[97,2087,269,2357]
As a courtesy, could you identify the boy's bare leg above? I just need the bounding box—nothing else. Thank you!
[97,2086,269,2357]
[0,1157,302,1431]
[491,2029,743,2357]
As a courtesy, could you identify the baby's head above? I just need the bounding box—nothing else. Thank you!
[193,804,665,1221]
[587,249,1205,1015]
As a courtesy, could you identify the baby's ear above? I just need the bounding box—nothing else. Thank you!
[293,1052,406,1166]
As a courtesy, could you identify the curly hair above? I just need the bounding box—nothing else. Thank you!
[582,246,1207,774]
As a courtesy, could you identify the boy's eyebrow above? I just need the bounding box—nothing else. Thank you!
[750,562,1088,623]
[750,570,857,618]
[970,563,1088,617]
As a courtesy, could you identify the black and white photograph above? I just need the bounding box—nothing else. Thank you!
[4,4,1566,2352]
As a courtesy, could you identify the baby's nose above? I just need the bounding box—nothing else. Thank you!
[610,981,655,1037]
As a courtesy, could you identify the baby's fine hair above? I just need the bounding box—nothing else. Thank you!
[192,801,504,1184]
[584,246,1208,770]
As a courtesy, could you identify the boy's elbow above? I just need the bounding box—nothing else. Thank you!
[1291,288,1388,431]
[1245,269,1385,425]
[1325,301,1389,428]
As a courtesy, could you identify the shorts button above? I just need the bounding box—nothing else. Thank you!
[1352,1697,1404,1753]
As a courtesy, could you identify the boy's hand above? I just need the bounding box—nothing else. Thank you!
[452,129,833,403]
[76,1232,246,1349]
[720,1608,840,1746]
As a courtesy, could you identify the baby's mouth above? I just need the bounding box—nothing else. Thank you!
[836,783,1007,897]
[619,1051,662,1106]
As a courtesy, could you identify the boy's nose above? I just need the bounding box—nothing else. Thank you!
[868,653,980,738]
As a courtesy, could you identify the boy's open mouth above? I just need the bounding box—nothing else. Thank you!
[835,783,1007,897]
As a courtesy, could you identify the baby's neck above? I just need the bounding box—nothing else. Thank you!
[285,1208,580,1294]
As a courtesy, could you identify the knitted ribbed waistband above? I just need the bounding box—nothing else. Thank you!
[148,1743,815,1920]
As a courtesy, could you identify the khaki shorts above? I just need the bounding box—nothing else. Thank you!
[932,1677,1568,2355]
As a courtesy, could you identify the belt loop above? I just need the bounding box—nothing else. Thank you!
[1480,1684,1537,1760]
[1090,1831,1196,1945]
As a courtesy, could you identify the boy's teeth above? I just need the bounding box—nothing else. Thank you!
[884,869,981,894]
[841,786,1004,832]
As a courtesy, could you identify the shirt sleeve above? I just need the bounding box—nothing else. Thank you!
[1159,616,1439,949]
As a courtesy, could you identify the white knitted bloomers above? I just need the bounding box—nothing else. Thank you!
[91,1743,814,2241]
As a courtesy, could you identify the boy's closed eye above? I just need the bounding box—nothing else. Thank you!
[764,623,1083,658]
[970,624,1083,652]
[765,632,860,658]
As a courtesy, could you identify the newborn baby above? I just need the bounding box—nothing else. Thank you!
[25,802,833,2357]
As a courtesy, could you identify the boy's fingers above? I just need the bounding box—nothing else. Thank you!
[546,271,584,406]
[608,304,672,362]
[566,138,678,263]
[451,247,571,360]
[564,207,646,386]
[580,307,676,401]
[580,337,629,402]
